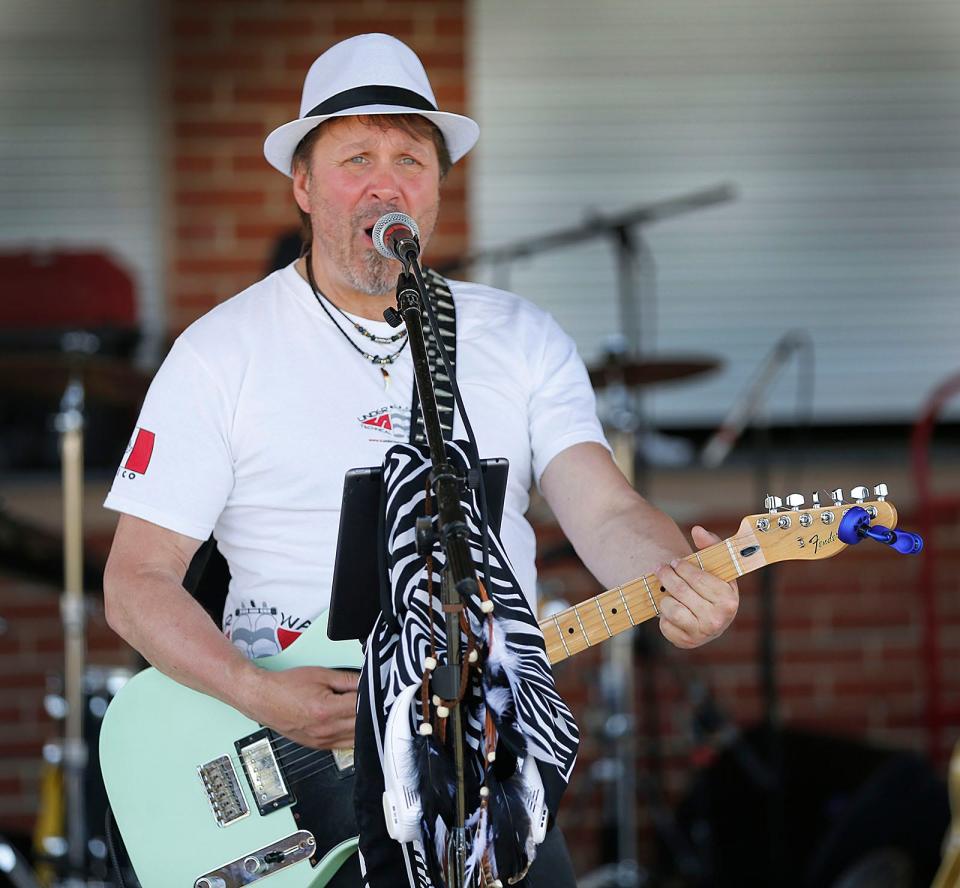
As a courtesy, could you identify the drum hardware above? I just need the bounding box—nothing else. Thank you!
[0,834,43,888]
[0,352,150,410]
[586,355,720,392]
[19,342,136,887]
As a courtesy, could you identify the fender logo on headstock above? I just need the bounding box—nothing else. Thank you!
[804,530,838,555]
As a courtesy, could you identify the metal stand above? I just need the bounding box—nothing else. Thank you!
[0,834,44,888]
[599,428,642,887]
[56,373,90,886]
[387,268,479,888]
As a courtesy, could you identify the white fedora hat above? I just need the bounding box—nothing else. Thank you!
[263,33,480,177]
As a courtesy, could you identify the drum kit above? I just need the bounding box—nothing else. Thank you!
[0,343,150,887]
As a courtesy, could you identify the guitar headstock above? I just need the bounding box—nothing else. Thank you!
[735,484,899,564]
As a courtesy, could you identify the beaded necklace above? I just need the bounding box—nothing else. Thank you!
[305,255,409,368]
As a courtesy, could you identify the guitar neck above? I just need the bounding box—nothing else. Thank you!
[538,532,766,665]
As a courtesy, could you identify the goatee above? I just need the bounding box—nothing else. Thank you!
[344,249,395,297]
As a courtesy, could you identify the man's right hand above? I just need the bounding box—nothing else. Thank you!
[244,665,359,750]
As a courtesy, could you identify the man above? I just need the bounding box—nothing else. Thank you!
[103,33,738,886]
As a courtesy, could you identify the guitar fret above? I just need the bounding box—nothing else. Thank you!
[596,597,613,637]
[641,575,659,615]
[725,539,744,577]
[553,616,571,657]
[617,586,636,626]
[695,552,704,570]
[574,607,590,644]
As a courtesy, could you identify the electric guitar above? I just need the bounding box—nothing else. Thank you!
[100,488,904,888]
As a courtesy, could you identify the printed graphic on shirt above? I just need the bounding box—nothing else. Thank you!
[358,404,410,442]
[224,601,312,659]
[117,427,155,480]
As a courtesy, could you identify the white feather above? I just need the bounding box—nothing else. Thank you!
[463,804,489,885]
[484,684,513,718]
[433,814,449,877]
[487,619,522,679]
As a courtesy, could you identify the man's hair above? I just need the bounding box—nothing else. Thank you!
[291,114,452,254]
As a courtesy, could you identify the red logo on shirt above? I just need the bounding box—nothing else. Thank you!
[124,428,155,474]
[277,628,302,650]
[357,405,410,441]
[361,411,393,431]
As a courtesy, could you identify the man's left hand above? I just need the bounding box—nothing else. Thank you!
[655,525,739,649]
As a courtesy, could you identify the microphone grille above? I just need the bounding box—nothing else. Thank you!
[372,212,420,260]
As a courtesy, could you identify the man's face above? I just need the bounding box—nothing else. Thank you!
[293,116,442,297]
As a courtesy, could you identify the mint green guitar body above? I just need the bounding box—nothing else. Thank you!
[99,612,365,888]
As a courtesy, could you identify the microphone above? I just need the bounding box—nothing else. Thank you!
[372,212,421,268]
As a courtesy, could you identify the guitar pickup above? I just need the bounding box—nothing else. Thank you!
[235,728,295,816]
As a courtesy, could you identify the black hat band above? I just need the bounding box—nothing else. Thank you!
[306,85,437,118]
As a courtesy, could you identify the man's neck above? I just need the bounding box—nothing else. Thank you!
[295,255,396,323]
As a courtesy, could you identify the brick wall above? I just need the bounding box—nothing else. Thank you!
[169,0,470,331]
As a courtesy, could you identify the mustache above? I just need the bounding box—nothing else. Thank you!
[354,204,406,228]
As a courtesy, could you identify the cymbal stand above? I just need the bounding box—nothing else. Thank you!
[584,378,644,888]
[55,372,88,885]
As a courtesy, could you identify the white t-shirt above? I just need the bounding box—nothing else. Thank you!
[105,263,608,657]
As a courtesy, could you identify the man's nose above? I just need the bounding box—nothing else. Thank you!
[366,161,403,203]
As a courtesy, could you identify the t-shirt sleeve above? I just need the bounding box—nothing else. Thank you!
[528,311,610,486]
[103,336,235,541]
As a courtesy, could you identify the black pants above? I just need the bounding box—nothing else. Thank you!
[330,825,577,887]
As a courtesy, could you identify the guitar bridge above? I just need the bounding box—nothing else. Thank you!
[197,755,249,827]
[235,728,295,816]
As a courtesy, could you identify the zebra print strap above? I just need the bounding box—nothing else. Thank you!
[409,268,456,447]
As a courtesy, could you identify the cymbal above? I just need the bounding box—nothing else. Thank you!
[587,355,720,390]
[0,353,151,408]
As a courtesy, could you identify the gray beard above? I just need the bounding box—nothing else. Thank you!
[342,247,395,297]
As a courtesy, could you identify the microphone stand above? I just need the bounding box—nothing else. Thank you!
[385,261,478,888]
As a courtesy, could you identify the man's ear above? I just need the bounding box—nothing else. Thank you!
[292,164,311,214]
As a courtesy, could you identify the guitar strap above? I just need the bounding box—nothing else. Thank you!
[408,267,457,449]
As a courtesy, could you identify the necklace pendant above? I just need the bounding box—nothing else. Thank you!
[381,367,390,391]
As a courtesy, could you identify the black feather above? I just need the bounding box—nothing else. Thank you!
[414,729,456,886]
[485,764,534,881]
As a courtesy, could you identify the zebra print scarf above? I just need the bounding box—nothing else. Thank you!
[357,441,579,887]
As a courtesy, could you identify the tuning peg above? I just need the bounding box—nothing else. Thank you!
[785,494,805,511]
[831,488,844,506]
[851,486,869,503]
[873,483,888,501]
[765,495,783,513]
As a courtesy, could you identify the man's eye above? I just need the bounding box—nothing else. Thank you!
[348,155,367,164]
[399,156,419,166]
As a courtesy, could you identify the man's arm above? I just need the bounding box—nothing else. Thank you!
[539,442,738,649]
[103,514,357,748]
